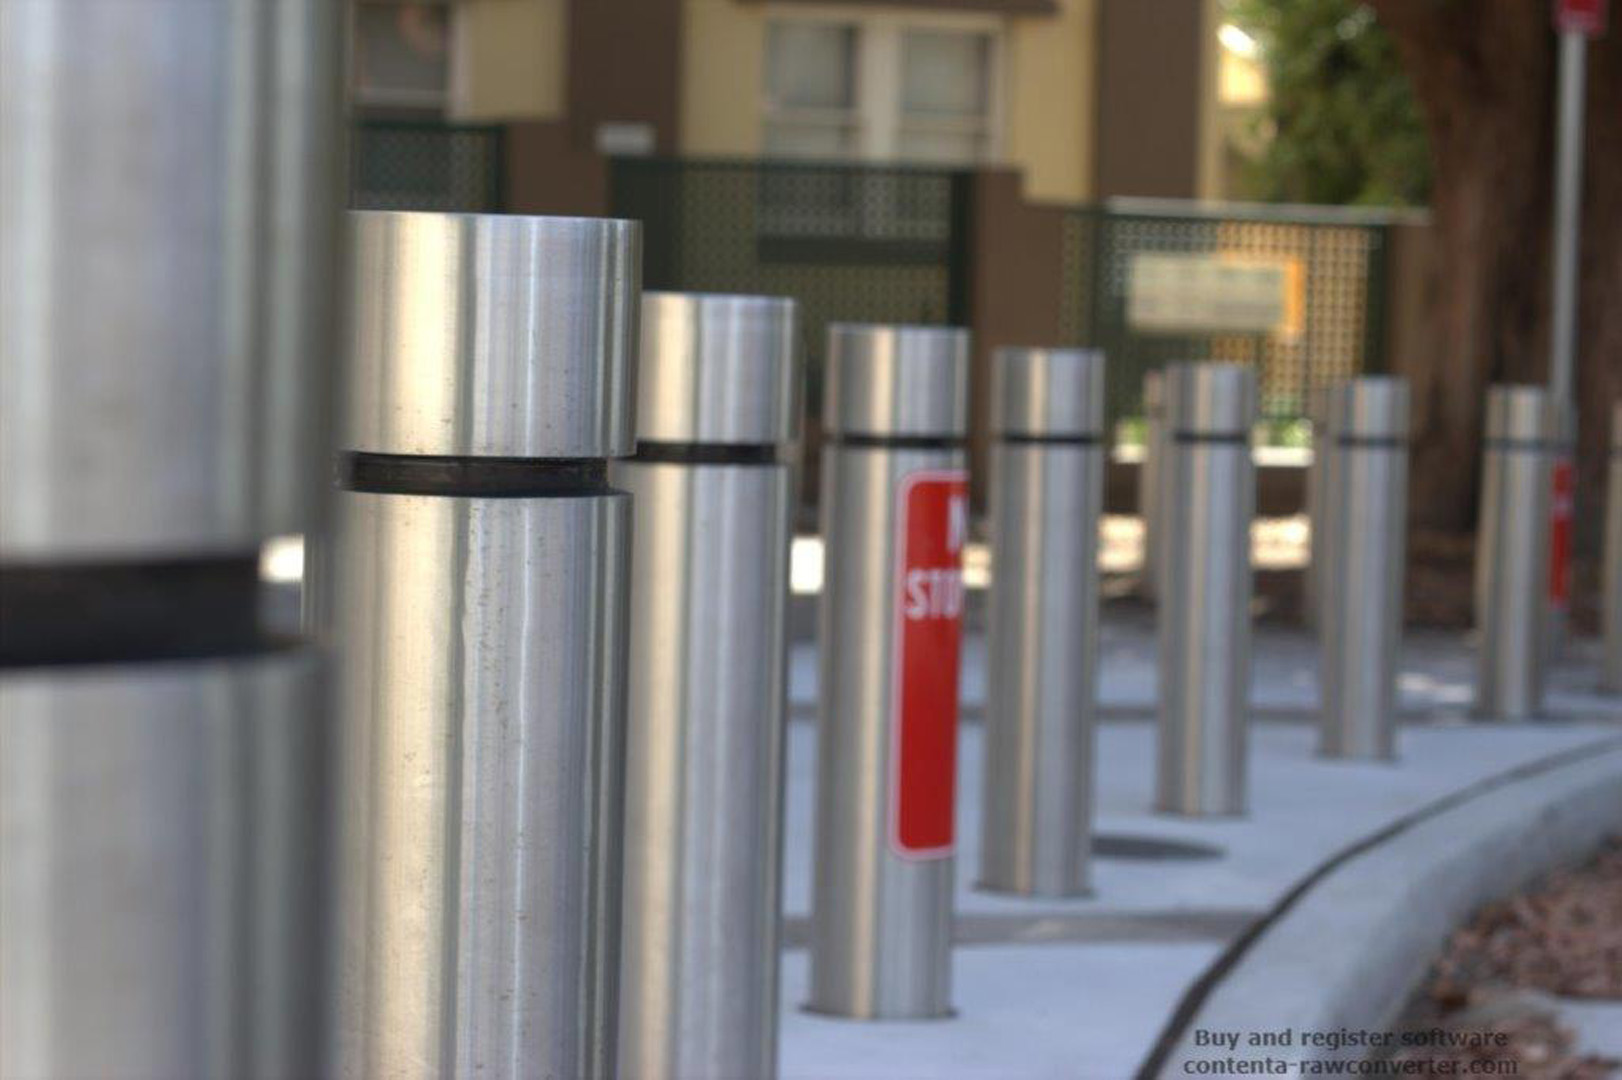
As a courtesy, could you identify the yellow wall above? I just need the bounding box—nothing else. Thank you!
[1004,0,1096,203]
[681,0,768,155]
[678,0,1096,200]
[451,0,568,121]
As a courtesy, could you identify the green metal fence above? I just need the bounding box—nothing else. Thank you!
[610,157,973,409]
[351,120,503,213]
[1061,198,1392,426]
[346,136,1393,432]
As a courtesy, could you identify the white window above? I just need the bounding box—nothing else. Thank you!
[764,14,1002,167]
[764,22,860,158]
[352,2,453,112]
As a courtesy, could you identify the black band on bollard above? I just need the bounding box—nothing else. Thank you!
[339,452,614,497]
[1483,438,1569,454]
[996,432,1103,447]
[0,556,277,668]
[1172,431,1250,446]
[832,433,966,451]
[631,441,782,467]
[1336,435,1408,450]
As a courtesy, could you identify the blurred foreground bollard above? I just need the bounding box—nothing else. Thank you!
[616,293,800,1080]
[1475,386,1560,721]
[979,348,1105,897]
[810,324,970,1019]
[1139,370,1168,600]
[0,3,341,1076]
[1157,363,1256,816]
[1603,403,1622,693]
[1319,378,1410,760]
[335,212,638,1079]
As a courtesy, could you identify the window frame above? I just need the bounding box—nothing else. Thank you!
[761,7,1006,167]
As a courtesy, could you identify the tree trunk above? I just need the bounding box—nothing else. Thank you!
[1369,0,1622,624]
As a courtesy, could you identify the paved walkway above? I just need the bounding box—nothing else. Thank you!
[777,618,1622,1079]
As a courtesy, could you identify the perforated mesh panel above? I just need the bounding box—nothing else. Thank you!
[611,159,972,412]
[351,121,503,213]
[1062,208,1388,424]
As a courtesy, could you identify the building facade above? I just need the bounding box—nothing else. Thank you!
[350,0,1260,208]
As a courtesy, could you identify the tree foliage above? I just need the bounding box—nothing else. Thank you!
[1228,0,1431,206]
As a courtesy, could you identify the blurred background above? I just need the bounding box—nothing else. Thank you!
[347,0,1620,628]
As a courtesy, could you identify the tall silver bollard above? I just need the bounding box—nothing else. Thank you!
[1601,403,1622,693]
[1,5,340,1077]
[980,348,1105,897]
[1320,378,1410,759]
[810,324,970,1019]
[616,293,800,1080]
[1140,369,1168,599]
[336,211,638,1079]
[1158,363,1257,816]
[1304,386,1334,627]
[1596,402,1622,690]
[1475,386,1559,721]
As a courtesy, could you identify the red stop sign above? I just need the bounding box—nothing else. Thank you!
[1556,0,1609,35]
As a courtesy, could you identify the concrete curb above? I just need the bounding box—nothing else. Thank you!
[1144,737,1622,1078]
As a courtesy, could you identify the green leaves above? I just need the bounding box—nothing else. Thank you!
[1227,0,1431,206]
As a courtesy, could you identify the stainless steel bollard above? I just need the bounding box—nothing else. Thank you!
[1,4,340,1076]
[979,348,1105,897]
[1475,386,1560,721]
[1139,369,1168,600]
[1602,403,1622,693]
[1157,363,1257,816]
[615,293,801,1080]
[335,211,638,1079]
[810,324,970,1020]
[1304,386,1335,627]
[1319,378,1410,760]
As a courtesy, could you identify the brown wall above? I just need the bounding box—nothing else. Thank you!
[1093,0,1205,198]
[504,121,610,216]
[567,0,684,153]
[967,170,1069,506]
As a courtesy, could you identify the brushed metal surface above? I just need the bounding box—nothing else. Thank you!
[614,461,793,1080]
[1,0,343,558]
[1605,403,1622,693]
[335,491,629,1079]
[636,293,800,445]
[0,651,328,1079]
[347,211,640,459]
[823,325,969,439]
[990,347,1105,438]
[810,444,964,1018]
[1475,386,1556,720]
[1303,385,1335,629]
[1319,378,1409,759]
[1157,363,1256,816]
[980,441,1102,896]
[1139,370,1168,601]
[979,347,1104,897]
[1485,384,1561,445]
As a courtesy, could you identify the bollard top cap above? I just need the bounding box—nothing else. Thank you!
[635,292,800,447]
[1484,385,1561,446]
[823,324,970,439]
[1329,377,1409,441]
[345,211,641,459]
[1165,362,1256,437]
[992,347,1105,439]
